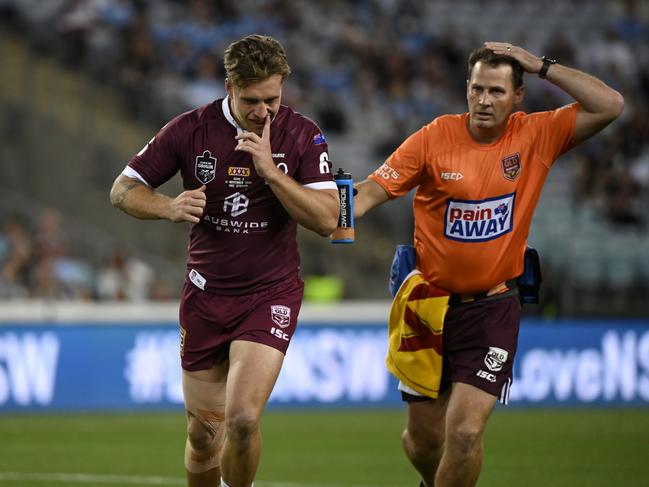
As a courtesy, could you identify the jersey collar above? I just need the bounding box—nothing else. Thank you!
[222,96,245,136]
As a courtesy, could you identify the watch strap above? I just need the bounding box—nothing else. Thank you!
[538,56,556,79]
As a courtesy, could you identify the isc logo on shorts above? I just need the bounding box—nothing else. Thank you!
[444,192,515,242]
[476,370,496,382]
[269,327,290,342]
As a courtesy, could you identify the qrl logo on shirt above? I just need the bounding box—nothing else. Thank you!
[502,153,522,181]
[444,193,515,242]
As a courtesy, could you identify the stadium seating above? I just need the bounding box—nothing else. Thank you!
[0,0,647,314]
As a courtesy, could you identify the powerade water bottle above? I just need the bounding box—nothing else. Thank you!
[331,168,355,244]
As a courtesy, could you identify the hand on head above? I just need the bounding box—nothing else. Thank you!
[484,42,543,74]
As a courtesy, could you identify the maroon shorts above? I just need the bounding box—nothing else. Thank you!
[178,276,304,371]
[403,294,520,404]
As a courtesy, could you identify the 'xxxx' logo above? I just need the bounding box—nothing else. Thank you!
[228,167,251,177]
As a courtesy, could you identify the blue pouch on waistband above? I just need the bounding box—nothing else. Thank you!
[388,244,542,303]
[517,246,542,304]
[389,244,416,297]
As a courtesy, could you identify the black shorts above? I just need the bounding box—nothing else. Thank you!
[402,294,520,404]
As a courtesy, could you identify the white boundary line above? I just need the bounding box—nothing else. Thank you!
[0,472,183,485]
[0,472,407,487]
[0,300,391,323]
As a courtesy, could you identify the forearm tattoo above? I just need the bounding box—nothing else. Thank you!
[113,181,142,208]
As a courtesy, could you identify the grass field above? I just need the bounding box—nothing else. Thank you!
[1,408,648,486]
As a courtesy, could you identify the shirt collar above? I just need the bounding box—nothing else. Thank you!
[222,96,245,136]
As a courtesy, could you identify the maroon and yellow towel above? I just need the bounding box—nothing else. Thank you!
[386,271,450,398]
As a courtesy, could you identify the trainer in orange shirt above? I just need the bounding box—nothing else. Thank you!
[353,42,624,487]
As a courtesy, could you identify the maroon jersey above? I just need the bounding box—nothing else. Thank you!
[126,98,336,295]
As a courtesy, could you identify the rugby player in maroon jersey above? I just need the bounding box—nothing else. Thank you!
[110,35,339,487]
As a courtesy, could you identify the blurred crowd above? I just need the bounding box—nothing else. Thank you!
[0,210,173,300]
[1,0,648,302]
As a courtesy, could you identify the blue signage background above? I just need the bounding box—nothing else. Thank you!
[0,319,648,412]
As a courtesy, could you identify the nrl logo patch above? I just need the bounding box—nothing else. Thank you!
[195,150,217,184]
[270,305,291,329]
[501,153,522,181]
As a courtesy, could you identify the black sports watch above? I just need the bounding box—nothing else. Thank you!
[538,56,557,79]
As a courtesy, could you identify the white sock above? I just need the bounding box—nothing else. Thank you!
[221,482,253,487]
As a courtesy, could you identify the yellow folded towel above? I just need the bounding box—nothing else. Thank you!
[386,271,450,398]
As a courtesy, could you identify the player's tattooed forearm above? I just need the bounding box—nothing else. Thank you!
[113,181,142,208]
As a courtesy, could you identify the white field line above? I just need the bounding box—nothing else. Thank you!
[0,471,408,487]
[0,472,183,485]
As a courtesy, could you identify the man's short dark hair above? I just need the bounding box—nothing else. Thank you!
[467,47,524,89]
[224,34,291,88]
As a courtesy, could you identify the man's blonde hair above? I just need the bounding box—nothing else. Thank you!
[224,34,291,88]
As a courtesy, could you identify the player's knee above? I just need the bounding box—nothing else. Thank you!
[187,414,215,451]
[404,427,445,460]
[447,426,482,457]
[225,410,260,448]
[184,413,224,474]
